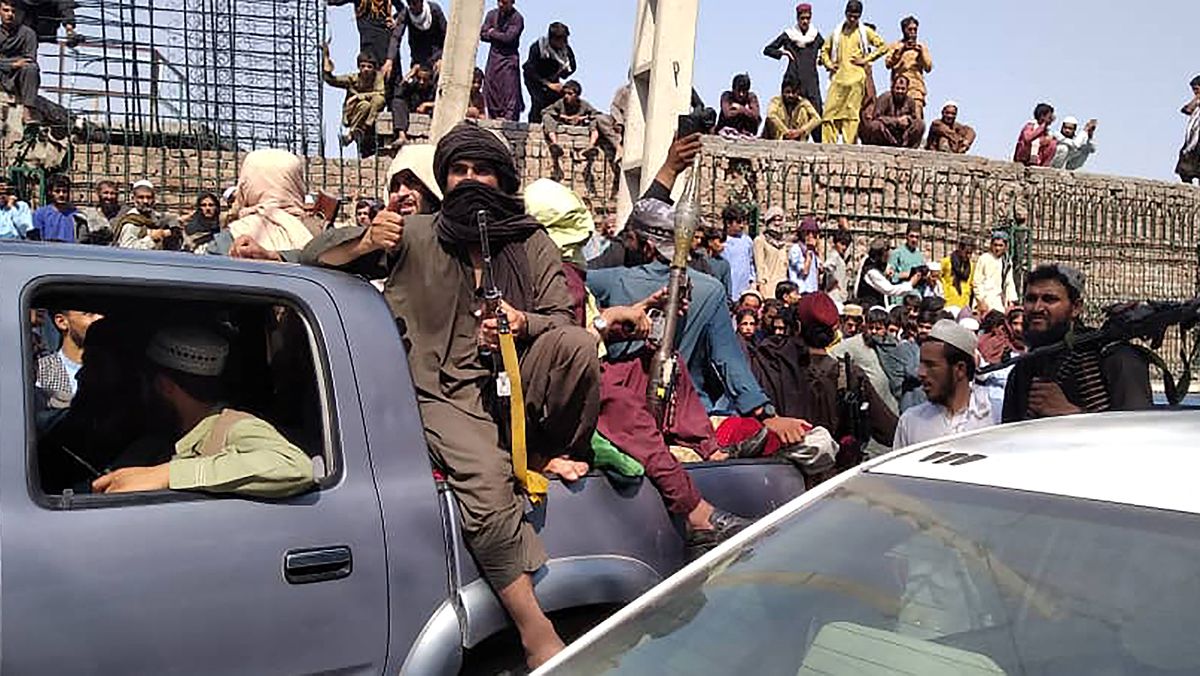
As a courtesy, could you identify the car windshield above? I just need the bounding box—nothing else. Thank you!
[554,475,1200,676]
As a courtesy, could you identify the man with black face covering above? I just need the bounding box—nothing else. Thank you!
[303,122,600,669]
[1002,264,1153,423]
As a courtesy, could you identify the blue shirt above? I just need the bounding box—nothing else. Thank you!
[723,233,756,301]
[0,201,33,239]
[587,262,770,415]
[787,244,822,293]
[887,245,926,283]
[33,205,78,243]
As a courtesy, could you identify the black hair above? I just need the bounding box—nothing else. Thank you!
[866,307,889,325]
[1033,102,1054,120]
[800,321,836,349]
[736,308,759,325]
[775,280,799,301]
[931,340,977,379]
[1190,75,1200,89]
[980,309,1007,333]
[892,73,909,87]
[775,307,800,336]
[781,77,802,92]
[1007,307,1025,321]
[902,294,921,309]
[473,66,484,80]
[47,174,71,191]
[732,73,751,92]
[156,366,225,405]
[833,229,852,246]
[888,306,906,326]
[905,220,922,235]
[356,52,378,67]
[721,204,745,225]
[704,225,726,244]
[548,22,570,40]
[1025,264,1083,303]
[917,310,941,327]
[919,296,946,315]
[562,79,582,95]
[900,15,919,30]
[95,179,117,191]
[845,0,863,15]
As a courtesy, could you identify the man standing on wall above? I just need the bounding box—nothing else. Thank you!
[523,22,576,124]
[763,3,825,139]
[884,16,932,118]
[480,0,524,121]
[819,0,888,144]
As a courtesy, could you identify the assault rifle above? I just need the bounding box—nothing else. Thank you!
[477,209,546,503]
[979,298,1200,406]
[646,156,701,427]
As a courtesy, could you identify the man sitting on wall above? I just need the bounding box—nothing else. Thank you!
[762,77,821,142]
[860,74,925,148]
[323,44,386,151]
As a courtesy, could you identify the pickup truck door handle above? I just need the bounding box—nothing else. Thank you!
[284,547,353,584]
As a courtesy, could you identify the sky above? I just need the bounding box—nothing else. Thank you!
[325,1,1200,182]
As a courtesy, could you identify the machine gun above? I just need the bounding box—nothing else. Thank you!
[979,298,1200,406]
[645,156,701,427]
[477,209,547,504]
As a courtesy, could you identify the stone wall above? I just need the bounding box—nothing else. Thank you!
[696,137,1200,312]
[19,116,1200,314]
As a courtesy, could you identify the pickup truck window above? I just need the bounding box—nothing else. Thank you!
[28,285,334,506]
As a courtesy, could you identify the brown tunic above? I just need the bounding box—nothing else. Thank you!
[303,217,600,589]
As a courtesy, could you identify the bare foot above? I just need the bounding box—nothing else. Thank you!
[526,636,566,669]
[543,456,589,482]
[686,500,715,532]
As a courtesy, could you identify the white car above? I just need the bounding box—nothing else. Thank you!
[535,411,1200,676]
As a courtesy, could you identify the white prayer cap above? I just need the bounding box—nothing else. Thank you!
[131,179,155,192]
[945,305,962,318]
[147,326,230,377]
[1062,116,1079,127]
[942,100,959,111]
[928,319,978,356]
[958,317,981,333]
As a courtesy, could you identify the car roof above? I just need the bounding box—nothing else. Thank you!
[0,240,371,294]
[870,410,1200,515]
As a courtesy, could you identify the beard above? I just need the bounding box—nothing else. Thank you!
[1024,317,1071,348]
[924,372,955,407]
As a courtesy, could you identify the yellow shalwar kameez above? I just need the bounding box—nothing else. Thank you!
[819,25,888,144]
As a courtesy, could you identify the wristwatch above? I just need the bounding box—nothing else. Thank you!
[754,403,778,421]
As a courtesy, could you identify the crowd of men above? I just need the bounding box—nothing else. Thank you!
[316,0,1196,177]
[16,121,1163,668]
[1,0,1188,671]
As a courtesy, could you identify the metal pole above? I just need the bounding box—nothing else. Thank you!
[429,0,484,144]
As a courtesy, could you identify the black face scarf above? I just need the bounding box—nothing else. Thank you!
[185,192,221,236]
[435,181,542,312]
[433,122,542,311]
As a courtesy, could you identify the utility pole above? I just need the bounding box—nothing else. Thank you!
[617,0,699,225]
[429,0,485,143]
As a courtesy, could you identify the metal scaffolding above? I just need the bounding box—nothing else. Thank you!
[6,0,327,209]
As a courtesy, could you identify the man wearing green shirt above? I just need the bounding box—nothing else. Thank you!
[92,327,315,498]
[888,221,927,283]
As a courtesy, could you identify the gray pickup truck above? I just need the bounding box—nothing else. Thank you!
[3,242,807,675]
